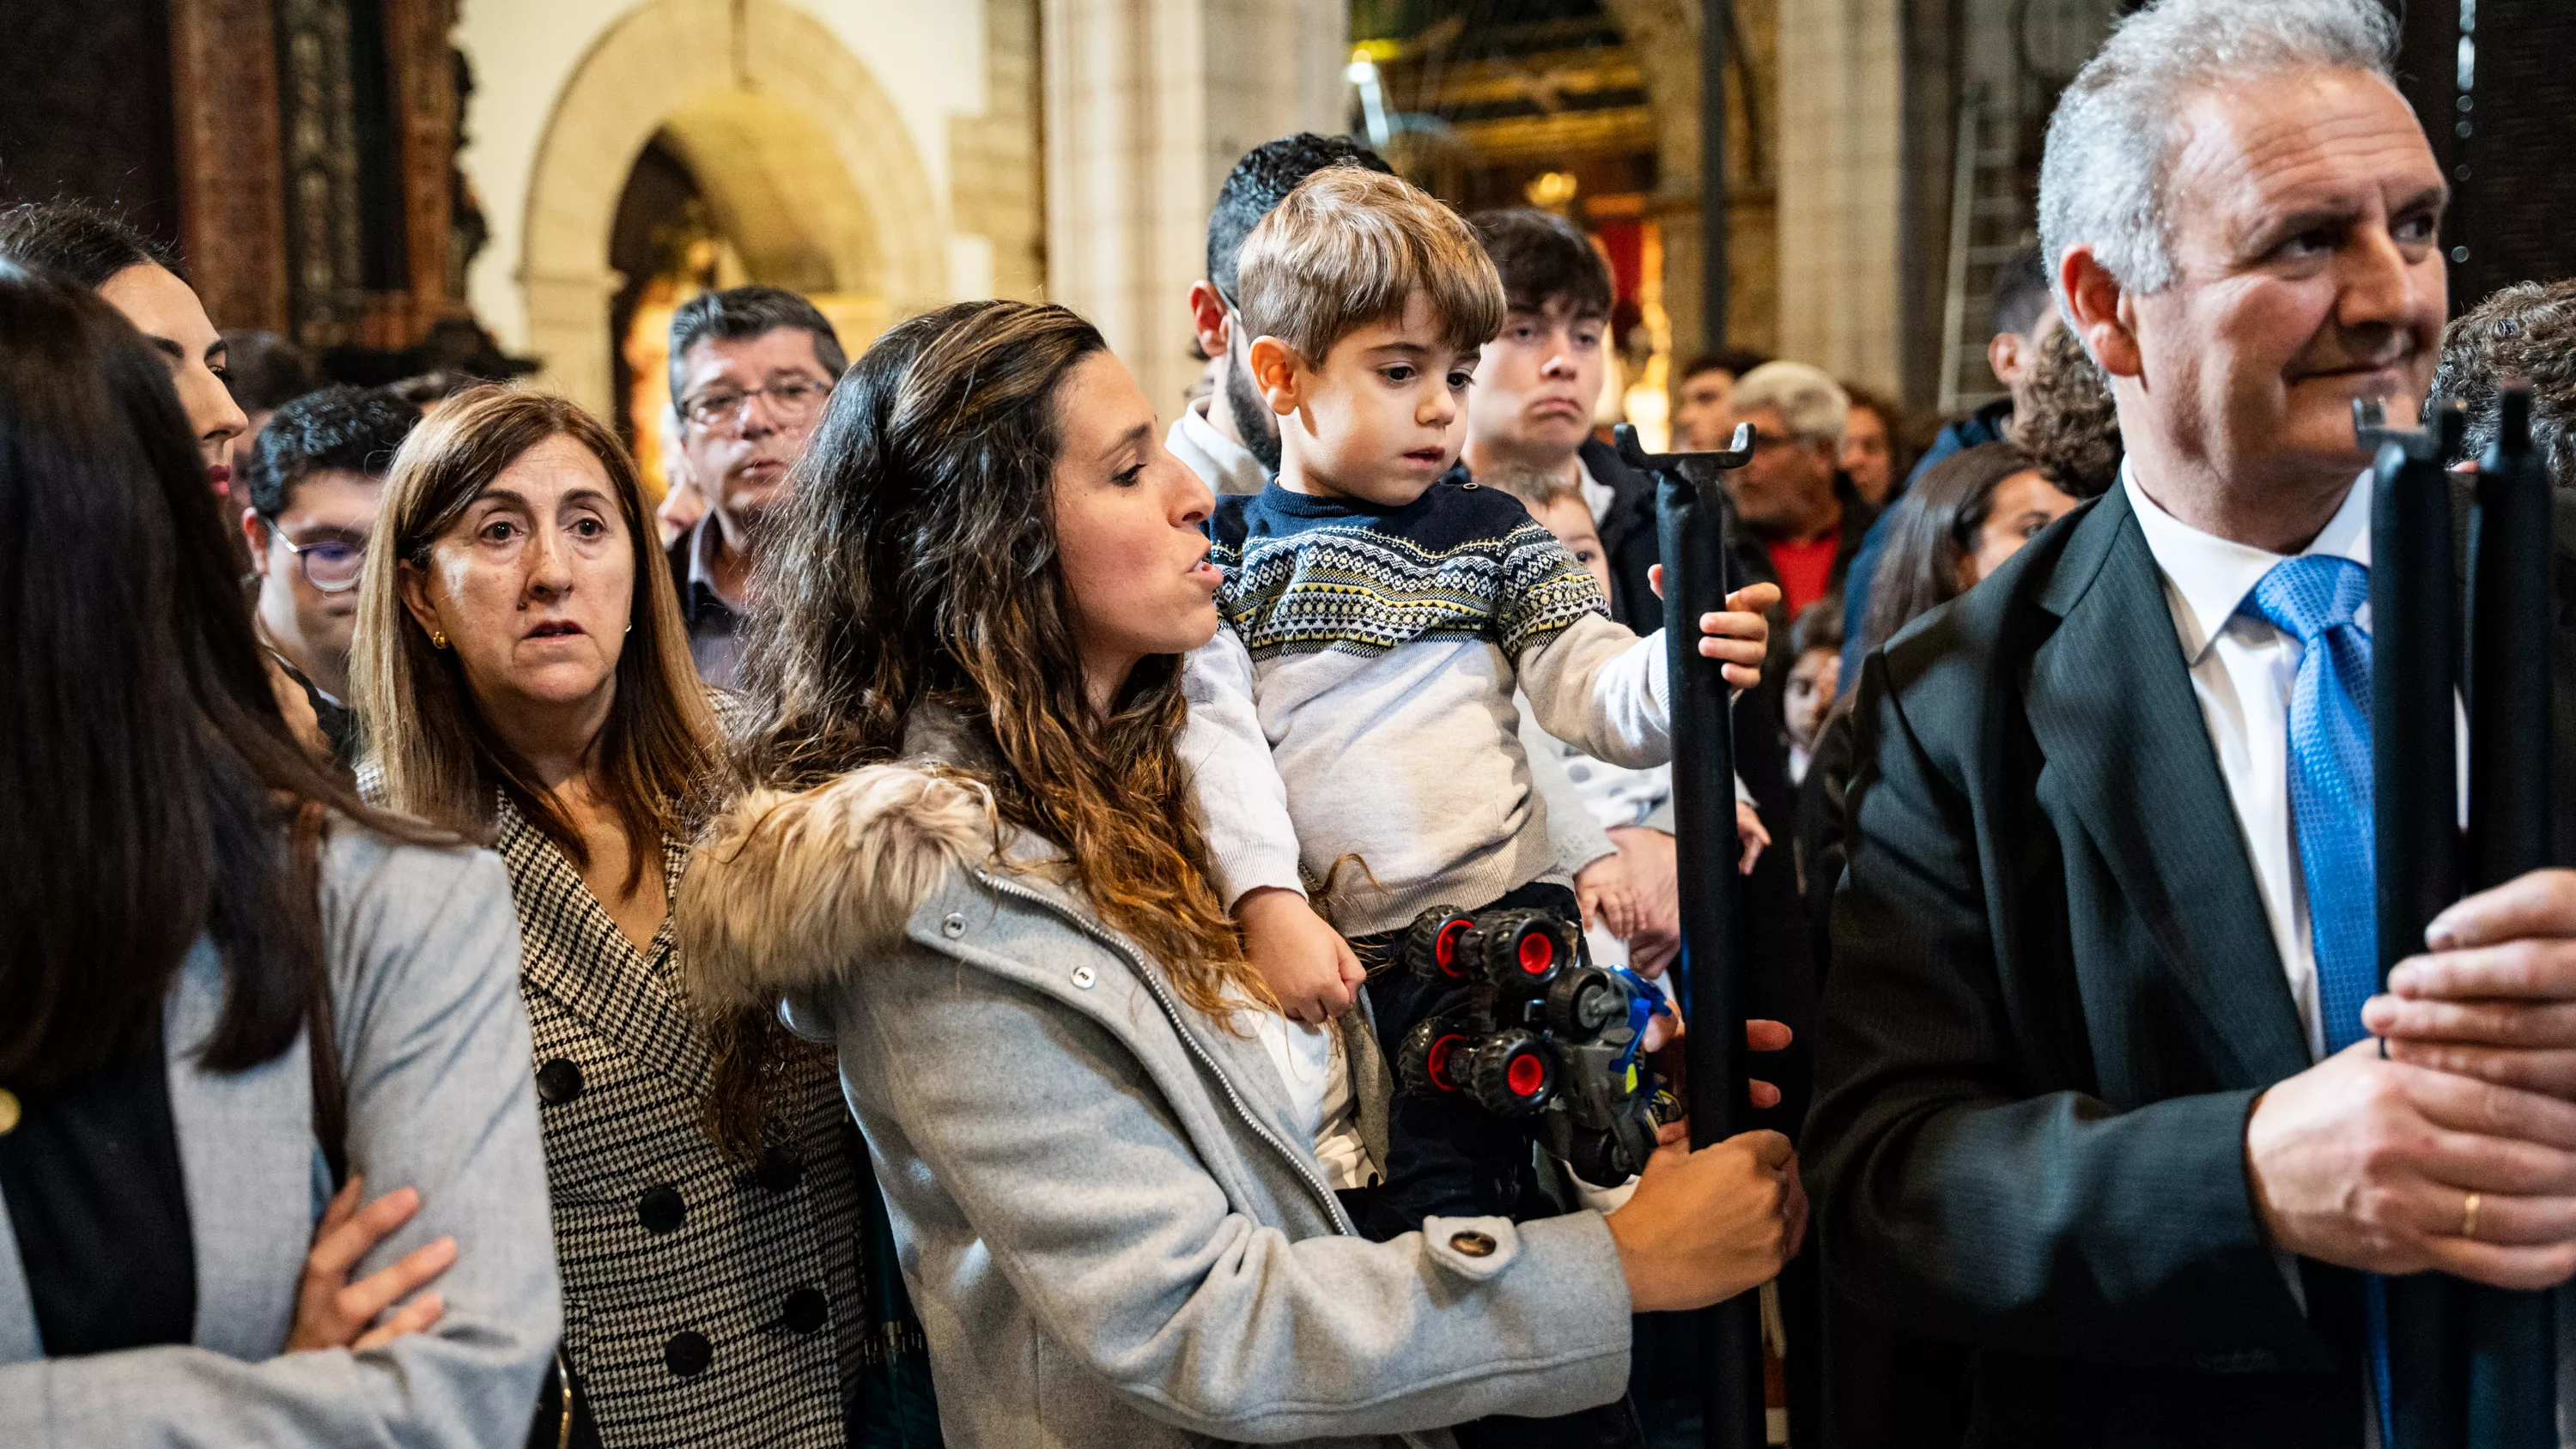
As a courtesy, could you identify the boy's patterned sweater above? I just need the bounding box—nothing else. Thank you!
[1182,476,1670,937]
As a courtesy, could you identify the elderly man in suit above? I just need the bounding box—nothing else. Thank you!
[1807,2,2576,1445]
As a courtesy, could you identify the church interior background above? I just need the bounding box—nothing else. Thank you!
[3,0,2566,498]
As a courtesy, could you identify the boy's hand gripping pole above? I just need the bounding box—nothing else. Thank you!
[1614,421,1765,1449]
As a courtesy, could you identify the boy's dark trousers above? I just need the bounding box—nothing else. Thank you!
[1332,879,1644,1449]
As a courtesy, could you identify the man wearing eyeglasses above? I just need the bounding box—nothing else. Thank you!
[666,287,848,688]
[240,384,419,766]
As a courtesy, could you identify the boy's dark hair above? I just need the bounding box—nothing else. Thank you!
[2428,278,2576,488]
[244,385,419,518]
[221,330,319,413]
[1990,245,2054,339]
[1206,133,1394,304]
[1681,347,1771,384]
[0,200,178,289]
[1469,208,1613,320]
[666,286,849,406]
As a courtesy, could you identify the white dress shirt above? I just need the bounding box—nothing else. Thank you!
[1165,397,1270,497]
[2123,462,2377,1063]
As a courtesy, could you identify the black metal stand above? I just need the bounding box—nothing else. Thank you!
[1615,421,1765,1449]
[2356,391,2558,1449]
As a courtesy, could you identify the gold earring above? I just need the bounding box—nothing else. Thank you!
[431,629,448,650]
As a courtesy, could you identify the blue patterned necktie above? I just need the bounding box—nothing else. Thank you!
[2241,554,2385,1434]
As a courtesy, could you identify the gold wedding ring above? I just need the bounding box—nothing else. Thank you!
[2463,1191,2482,1240]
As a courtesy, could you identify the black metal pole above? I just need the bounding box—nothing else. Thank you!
[1618,421,1763,1449]
[2358,398,2468,1449]
[2460,385,2557,1449]
[1701,0,1731,350]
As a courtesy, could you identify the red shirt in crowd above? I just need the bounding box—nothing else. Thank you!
[1766,533,1841,618]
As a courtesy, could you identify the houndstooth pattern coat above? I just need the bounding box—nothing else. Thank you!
[496,795,877,1448]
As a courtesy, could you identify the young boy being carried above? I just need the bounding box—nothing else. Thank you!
[1181,165,1777,1264]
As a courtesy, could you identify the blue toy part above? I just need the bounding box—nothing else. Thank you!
[1607,964,1672,1075]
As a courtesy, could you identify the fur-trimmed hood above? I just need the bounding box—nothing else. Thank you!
[677,763,1002,1012]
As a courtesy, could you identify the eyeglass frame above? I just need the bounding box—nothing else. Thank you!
[676,374,835,433]
[264,527,368,594]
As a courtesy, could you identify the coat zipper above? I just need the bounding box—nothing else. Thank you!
[973,871,1359,1238]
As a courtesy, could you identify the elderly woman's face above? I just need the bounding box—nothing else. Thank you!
[398,434,636,719]
[1048,351,1222,700]
[2128,69,2445,495]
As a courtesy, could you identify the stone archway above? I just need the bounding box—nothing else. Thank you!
[518,0,945,414]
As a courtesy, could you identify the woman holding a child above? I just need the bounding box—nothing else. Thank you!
[677,216,1805,1444]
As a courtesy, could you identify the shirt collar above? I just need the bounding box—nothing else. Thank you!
[1172,397,1271,496]
[2122,457,2374,664]
[686,512,729,595]
[1573,453,1615,524]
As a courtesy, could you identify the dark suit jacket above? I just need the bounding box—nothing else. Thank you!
[1807,480,2576,1447]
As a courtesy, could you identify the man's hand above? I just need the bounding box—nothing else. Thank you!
[1607,826,1679,976]
[2365,870,2576,1097]
[1576,852,1639,938]
[2244,1040,2576,1290]
[1649,569,1781,692]
[1236,886,1365,1025]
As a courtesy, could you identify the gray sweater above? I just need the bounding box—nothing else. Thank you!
[676,717,1637,1449]
[0,827,562,1446]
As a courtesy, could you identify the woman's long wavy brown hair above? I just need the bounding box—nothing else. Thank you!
[702,300,1259,1154]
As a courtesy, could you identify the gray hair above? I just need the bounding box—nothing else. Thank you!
[2037,0,2396,302]
[1730,361,1850,447]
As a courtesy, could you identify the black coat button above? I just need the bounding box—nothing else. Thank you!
[534,1058,583,1105]
[756,1145,805,1194]
[663,1330,712,1378]
[781,1286,829,1334]
[637,1185,686,1234]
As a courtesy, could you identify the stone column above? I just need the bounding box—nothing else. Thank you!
[1041,0,1348,421]
[1774,0,1904,394]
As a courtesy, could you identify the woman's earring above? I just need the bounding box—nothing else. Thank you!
[431,629,448,650]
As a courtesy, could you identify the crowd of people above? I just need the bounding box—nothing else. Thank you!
[5,1,2576,1446]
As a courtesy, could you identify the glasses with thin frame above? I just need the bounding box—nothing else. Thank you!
[276,534,366,592]
[679,377,831,431]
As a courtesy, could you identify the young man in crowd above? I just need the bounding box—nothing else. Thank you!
[240,384,419,766]
[1670,346,1771,453]
[665,286,847,687]
[1173,132,1394,497]
[1838,245,2057,682]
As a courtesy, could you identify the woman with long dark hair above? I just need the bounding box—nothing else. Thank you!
[0,266,558,1439]
[350,386,939,1448]
[677,300,1804,1449]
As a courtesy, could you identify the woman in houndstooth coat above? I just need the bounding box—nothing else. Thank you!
[350,386,939,1448]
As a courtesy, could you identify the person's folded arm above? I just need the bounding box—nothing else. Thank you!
[1803,658,2320,1372]
[0,840,561,1448]
[841,920,1634,1442]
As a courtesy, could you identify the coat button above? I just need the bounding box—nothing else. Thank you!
[638,1185,687,1235]
[1071,964,1097,989]
[781,1286,829,1334]
[756,1145,805,1194]
[534,1058,584,1105]
[940,912,967,938]
[1448,1229,1498,1258]
[664,1329,713,1378]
